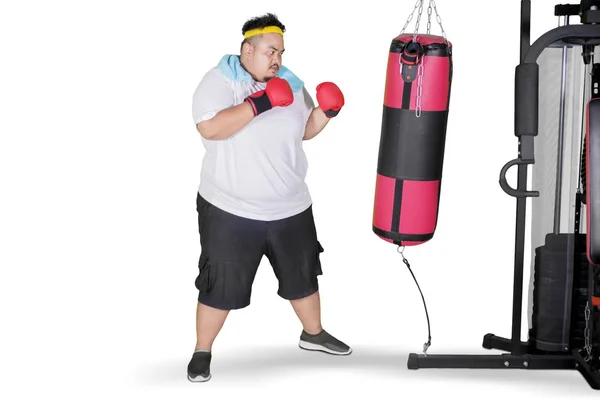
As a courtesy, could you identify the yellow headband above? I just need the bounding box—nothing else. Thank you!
[243,26,283,39]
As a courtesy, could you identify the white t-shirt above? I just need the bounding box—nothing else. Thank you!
[192,55,315,221]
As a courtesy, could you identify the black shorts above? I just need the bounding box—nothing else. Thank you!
[194,193,324,310]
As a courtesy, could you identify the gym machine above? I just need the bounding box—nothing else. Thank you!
[405,0,600,390]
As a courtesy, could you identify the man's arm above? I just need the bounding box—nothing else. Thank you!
[197,102,255,141]
[303,106,330,140]
[193,72,293,141]
[302,82,345,140]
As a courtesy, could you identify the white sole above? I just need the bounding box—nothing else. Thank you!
[298,340,352,355]
[187,373,211,382]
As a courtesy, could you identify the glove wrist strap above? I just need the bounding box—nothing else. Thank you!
[245,91,272,116]
[324,108,339,118]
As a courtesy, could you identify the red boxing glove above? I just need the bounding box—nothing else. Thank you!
[245,77,294,116]
[316,82,344,118]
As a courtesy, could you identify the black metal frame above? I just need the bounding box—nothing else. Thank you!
[407,1,600,390]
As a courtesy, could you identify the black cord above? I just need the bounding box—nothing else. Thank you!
[398,246,431,354]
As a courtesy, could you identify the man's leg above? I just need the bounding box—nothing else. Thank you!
[266,206,352,355]
[195,302,229,351]
[188,302,228,383]
[289,290,322,335]
[188,194,267,382]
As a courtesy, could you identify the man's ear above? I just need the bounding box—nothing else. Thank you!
[241,41,252,56]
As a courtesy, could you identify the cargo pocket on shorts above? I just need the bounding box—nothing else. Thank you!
[315,241,324,276]
[194,253,212,294]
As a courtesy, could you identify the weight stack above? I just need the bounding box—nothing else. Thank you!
[530,233,577,352]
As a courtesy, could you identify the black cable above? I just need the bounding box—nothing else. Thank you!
[398,246,431,354]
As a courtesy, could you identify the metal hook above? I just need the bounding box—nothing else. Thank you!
[397,245,405,256]
[397,245,410,266]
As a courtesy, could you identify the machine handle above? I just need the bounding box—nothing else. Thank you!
[499,158,540,198]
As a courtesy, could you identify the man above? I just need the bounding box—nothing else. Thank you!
[188,13,351,382]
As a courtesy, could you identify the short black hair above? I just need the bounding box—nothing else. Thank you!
[242,13,285,36]
[240,13,285,52]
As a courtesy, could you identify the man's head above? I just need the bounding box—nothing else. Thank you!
[239,13,286,82]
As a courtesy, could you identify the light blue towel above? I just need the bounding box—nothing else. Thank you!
[217,54,304,93]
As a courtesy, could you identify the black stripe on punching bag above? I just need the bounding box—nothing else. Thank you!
[377,106,449,180]
[402,81,412,109]
[391,179,403,233]
[391,179,403,245]
[372,226,434,243]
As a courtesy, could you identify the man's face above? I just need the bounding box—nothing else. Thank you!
[245,33,284,82]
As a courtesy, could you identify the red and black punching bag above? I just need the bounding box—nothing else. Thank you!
[372,33,452,246]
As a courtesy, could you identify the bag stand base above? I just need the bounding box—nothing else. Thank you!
[408,334,599,390]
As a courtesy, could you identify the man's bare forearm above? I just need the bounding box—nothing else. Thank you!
[303,107,330,140]
[196,102,255,140]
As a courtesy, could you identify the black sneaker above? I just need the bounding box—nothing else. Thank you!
[187,350,211,382]
[298,329,352,355]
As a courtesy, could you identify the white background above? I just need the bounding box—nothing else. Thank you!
[1,0,598,398]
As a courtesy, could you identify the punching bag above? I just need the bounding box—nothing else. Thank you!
[372,33,453,246]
